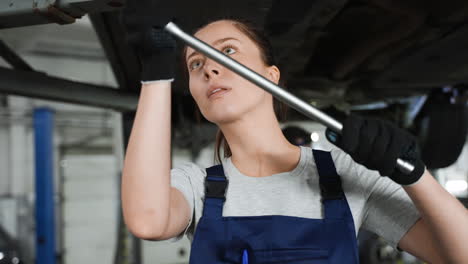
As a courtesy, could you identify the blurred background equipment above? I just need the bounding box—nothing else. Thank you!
[282,125,312,146]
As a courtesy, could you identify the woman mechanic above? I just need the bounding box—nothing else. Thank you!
[120,1,468,263]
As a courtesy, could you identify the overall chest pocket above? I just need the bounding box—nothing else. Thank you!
[248,248,329,264]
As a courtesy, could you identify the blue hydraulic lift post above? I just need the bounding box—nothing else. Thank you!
[34,108,56,264]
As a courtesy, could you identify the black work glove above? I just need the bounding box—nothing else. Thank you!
[325,115,425,185]
[121,0,176,83]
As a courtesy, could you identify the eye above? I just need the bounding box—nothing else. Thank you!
[222,45,236,55]
[189,59,203,71]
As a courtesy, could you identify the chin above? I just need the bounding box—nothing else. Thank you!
[200,93,268,124]
[202,105,244,124]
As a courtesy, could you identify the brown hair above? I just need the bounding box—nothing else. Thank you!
[181,18,289,164]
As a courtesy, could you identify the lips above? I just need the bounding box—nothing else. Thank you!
[207,85,231,99]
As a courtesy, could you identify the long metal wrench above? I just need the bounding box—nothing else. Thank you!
[164,22,415,174]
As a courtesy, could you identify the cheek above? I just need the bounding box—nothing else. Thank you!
[188,77,204,104]
[235,66,270,96]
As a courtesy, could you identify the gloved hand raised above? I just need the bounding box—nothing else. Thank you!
[325,115,425,185]
[121,0,177,83]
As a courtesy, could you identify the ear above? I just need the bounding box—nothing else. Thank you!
[266,65,280,85]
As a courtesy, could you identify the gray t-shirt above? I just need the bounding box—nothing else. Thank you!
[170,146,421,248]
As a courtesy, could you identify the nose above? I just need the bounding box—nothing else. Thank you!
[203,60,221,80]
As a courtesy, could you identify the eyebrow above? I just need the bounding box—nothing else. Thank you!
[186,37,240,63]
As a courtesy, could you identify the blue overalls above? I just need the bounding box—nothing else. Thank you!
[189,149,360,264]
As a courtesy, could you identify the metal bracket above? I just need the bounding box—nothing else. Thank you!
[0,0,124,29]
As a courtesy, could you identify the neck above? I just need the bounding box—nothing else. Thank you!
[219,105,300,177]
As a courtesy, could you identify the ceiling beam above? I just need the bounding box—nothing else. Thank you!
[0,67,137,111]
[0,40,34,71]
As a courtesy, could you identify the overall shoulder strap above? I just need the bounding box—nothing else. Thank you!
[202,165,228,218]
[312,149,348,219]
[312,149,344,200]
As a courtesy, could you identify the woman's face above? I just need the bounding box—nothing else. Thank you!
[185,20,280,124]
